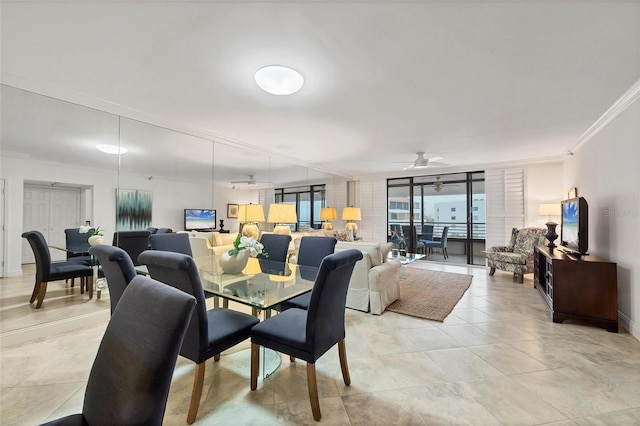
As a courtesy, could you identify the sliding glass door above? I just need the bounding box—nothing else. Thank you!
[388,172,486,265]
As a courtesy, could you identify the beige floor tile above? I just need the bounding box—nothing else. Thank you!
[469,342,549,375]
[425,347,503,381]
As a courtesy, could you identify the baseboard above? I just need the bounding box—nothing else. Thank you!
[618,311,639,341]
[0,310,109,348]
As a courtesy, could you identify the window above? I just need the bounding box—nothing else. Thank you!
[451,207,456,212]
[451,216,456,220]
[473,206,478,211]
[274,184,326,231]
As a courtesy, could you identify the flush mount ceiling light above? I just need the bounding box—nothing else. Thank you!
[255,65,304,95]
[96,144,128,155]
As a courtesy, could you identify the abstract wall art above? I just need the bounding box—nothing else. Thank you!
[116,189,153,231]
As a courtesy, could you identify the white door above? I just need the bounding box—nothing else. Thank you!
[22,186,80,263]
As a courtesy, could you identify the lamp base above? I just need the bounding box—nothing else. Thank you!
[321,221,333,230]
[545,221,558,248]
[241,223,260,240]
[273,224,292,235]
[345,222,358,238]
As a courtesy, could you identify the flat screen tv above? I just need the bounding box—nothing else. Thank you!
[184,209,216,231]
[560,197,588,255]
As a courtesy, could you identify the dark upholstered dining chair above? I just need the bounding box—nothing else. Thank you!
[149,232,193,256]
[138,250,260,424]
[112,230,151,266]
[41,276,196,426]
[156,227,173,234]
[250,249,363,421]
[423,226,450,259]
[89,245,137,315]
[21,230,93,309]
[279,236,337,311]
[258,233,292,274]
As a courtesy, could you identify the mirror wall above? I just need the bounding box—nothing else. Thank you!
[0,84,341,335]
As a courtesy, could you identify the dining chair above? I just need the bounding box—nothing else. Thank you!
[250,249,363,421]
[41,275,196,426]
[21,230,93,309]
[423,226,450,258]
[258,233,292,274]
[419,224,435,243]
[149,232,193,256]
[279,236,337,311]
[89,245,137,315]
[156,227,173,234]
[112,230,151,266]
[402,225,425,254]
[146,226,159,234]
[138,250,260,424]
[63,228,93,290]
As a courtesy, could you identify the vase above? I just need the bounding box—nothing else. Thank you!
[88,235,105,246]
[219,250,250,274]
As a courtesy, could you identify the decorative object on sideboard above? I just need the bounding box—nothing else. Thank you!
[320,207,338,230]
[238,204,265,240]
[342,206,361,238]
[538,202,561,248]
[267,203,297,235]
[568,187,578,198]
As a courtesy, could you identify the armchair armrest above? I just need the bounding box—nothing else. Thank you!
[488,246,511,253]
[368,260,402,315]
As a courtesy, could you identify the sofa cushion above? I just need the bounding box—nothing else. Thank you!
[336,242,383,266]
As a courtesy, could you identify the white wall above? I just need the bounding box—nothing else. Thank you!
[563,101,640,339]
[524,162,565,227]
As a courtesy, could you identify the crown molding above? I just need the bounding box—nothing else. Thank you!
[567,78,640,155]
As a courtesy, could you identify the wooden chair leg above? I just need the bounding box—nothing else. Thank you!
[443,248,448,259]
[250,343,260,391]
[338,339,351,386]
[290,355,296,362]
[306,362,321,421]
[30,280,42,303]
[70,278,75,288]
[223,299,229,309]
[35,282,48,309]
[214,354,221,362]
[489,267,496,276]
[514,273,524,284]
[79,277,85,294]
[187,362,206,425]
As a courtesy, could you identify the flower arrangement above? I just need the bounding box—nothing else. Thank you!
[79,225,104,237]
[228,234,268,258]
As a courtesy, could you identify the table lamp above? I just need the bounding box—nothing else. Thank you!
[238,204,265,240]
[342,206,361,238]
[320,207,338,230]
[267,203,297,235]
[538,203,561,248]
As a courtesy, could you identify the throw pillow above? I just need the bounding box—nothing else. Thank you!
[334,229,353,242]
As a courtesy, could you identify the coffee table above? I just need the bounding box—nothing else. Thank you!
[388,252,426,265]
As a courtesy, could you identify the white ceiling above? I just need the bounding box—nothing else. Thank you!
[2,1,639,178]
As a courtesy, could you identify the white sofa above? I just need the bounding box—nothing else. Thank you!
[335,241,401,315]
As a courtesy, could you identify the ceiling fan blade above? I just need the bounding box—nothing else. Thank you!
[401,164,416,171]
[427,161,450,167]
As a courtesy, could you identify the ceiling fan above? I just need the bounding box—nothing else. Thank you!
[397,152,448,170]
[230,174,266,186]
[432,176,461,192]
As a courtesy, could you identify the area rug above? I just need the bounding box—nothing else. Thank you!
[386,267,473,321]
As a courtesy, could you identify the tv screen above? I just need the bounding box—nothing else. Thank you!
[184,209,216,231]
[560,197,588,254]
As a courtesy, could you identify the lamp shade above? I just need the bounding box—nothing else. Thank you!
[320,207,338,221]
[267,204,297,223]
[538,203,561,217]
[238,204,265,223]
[341,207,361,221]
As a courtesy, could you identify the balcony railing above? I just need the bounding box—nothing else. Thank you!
[389,221,486,240]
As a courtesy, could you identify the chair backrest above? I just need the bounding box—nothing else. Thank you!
[89,245,137,314]
[258,233,292,263]
[156,227,173,234]
[420,224,434,241]
[512,227,547,254]
[21,230,51,280]
[81,276,195,425]
[146,227,159,234]
[138,250,208,363]
[297,236,337,268]
[305,249,363,361]
[64,228,91,259]
[149,233,193,257]
[113,230,151,266]
[441,226,449,247]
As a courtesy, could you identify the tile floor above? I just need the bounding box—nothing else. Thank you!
[2,262,640,425]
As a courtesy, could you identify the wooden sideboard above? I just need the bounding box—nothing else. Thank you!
[533,245,618,332]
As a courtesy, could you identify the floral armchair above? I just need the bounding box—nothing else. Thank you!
[486,227,546,283]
